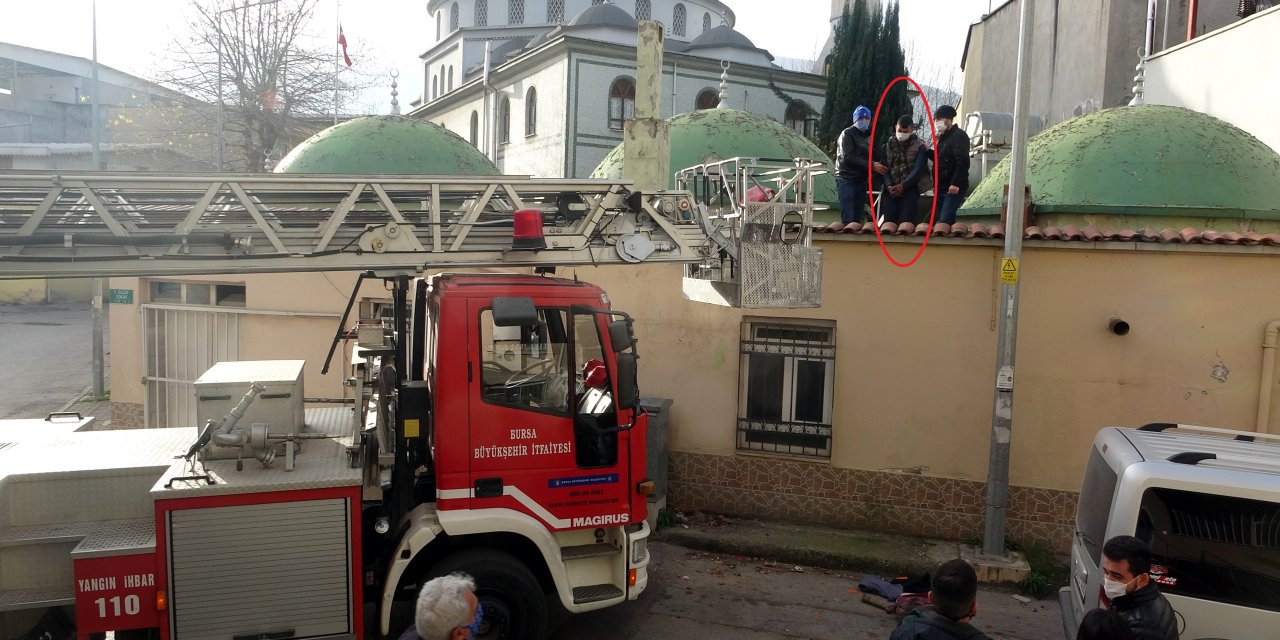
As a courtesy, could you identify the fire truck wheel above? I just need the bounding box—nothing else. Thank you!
[429,549,548,640]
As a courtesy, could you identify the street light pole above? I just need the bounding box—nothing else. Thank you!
[90,0,105,400]
[982,0,1034,558]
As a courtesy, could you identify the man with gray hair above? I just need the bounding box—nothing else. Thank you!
[398,572,482,640]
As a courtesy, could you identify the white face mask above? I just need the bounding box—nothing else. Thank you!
[936,119,951,132]
[1103,577,1132,600]
[895,131,911,142]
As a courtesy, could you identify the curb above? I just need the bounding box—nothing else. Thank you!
[59,385,92,412]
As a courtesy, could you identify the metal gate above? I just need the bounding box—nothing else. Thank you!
[142,305,239,428]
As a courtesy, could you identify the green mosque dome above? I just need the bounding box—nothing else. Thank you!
[961,105,1280,220]
[590,108,837,207]
[275,116,499,176]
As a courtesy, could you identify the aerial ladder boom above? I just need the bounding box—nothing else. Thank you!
[0,172,714,279]
[0,160,824,307]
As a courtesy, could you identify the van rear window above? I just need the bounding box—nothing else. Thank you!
[1078,446,1118,561]
[1140,488,1280,612]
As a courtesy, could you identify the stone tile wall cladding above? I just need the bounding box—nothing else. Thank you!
[669,451,1077,553]
[111,402,144,429]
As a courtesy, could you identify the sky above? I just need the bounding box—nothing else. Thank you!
[0,0,998,113]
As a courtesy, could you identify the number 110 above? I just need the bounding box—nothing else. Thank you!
[95,595,141,617]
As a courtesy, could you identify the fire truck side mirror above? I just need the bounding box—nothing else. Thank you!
[608,319,633,353]
[616,352,639,410]
[492,296,539,326]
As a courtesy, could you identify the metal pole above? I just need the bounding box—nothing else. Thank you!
[334,0,340,125]
[1161,0,1170,51]
[91,0,105,399]
[982,0,1034,558]
[216,10,224,171]
[90,0,101,170]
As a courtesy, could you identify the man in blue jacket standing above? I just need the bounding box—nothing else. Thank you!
[835,106,887,225]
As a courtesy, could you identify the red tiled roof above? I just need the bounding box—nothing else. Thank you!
[814,221,1280,246]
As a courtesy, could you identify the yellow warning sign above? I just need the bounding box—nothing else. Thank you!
[1000,258,1019,285]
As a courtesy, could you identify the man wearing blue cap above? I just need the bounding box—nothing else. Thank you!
[835,105,887,226]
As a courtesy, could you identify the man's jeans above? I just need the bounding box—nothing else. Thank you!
[836,178,868,225]
[880,189,919,225]
[937,192,965,225]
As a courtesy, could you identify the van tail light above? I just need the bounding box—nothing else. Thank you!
[628,568,637,587]
[512,209,547,250]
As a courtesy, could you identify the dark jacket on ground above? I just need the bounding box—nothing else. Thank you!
[1110,583,1178,640]
[934,125,971,194]
[890,610,990,640]
[837,124,880,188]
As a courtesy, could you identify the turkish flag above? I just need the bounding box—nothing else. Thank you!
[338,25,352,67]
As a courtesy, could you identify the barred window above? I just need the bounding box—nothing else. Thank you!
[499,96,511,143]
[547,0,565,23]
[635,0,650,20]
[592,0,604,4]
[672,3,686,36]
[469,111,479,146]
[702,11,711,32]
[737,320,835,458]
[475,0,488,26]
[607,77,636,130]
[525,87,537,136]
[449,2,459,30]
[509,0,525,24]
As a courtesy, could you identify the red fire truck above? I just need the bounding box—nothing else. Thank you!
[0,166,820,640]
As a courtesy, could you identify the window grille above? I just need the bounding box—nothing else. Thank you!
[547,0,565,23]
[449,2,459,30]
[608,78,636,130]
[737,321,835,458]
[509,0,525,24]
[635,0,651,20]
[672,3,686,36]
[475,0,488,26]
[695,88,718,110]
[703,11,711,32]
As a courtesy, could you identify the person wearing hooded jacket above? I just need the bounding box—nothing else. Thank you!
[835,105,887,225]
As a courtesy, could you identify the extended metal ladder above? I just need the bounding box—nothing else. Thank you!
[0,172,713,278]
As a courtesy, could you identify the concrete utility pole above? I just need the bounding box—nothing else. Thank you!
[623,20,670,193]
[982,0,1034,558]
[91,0,106,399]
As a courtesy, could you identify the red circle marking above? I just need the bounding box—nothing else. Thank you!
[866,75,940,268]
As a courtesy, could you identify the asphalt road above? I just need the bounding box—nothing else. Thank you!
[0,302,100,419]
[553,541,1064,640]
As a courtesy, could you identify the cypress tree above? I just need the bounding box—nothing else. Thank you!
[818,0,911,155]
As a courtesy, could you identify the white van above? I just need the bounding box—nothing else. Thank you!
[1060,423,1280,639]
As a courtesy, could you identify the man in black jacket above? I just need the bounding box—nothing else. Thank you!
[835,105,886,225]
[932,105,970,225]
[1101,536,1178,640]
[891,559,990,640]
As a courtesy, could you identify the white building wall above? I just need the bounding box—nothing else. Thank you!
[567,51,825,177]
[493,59,569,176]
[1142,8,1280,154]
[423,41,465,103]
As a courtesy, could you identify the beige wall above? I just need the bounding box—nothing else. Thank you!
[108,272,375,410]
[579,237,1280,494]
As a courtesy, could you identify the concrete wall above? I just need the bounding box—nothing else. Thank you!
[572,236,1280,548]
[1144,7,1280,154]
